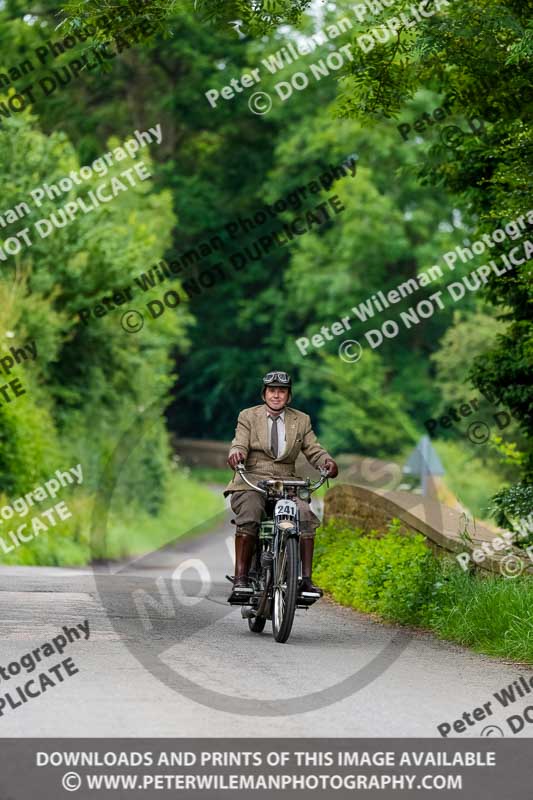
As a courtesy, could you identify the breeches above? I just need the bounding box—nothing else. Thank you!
[229,490,319,539]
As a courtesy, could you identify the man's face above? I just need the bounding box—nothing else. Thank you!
[264,386,289,411]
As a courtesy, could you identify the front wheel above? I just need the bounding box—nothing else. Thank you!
[272,536,299,643]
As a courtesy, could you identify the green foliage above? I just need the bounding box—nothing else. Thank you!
[0,282,61,493]
[193,0,311,36]
[308,353,418,458]
[429,310,526,517]
[470,324,533,480]
[427,561,533,663]
[100,467,225,561]
[0,386,61,497]
[332,0,533,485]
[1,0,528,567]
[62,0,313,41]
[489,481,533,529]
[434,440,517,519]
[0,471,224,565]
[314,517,439,623]
[431,311,508,410]
[188,466,233,485]
[316,517,533,662]
[16,0,491,457]
[0,108,192,562]
[60,0,172,42]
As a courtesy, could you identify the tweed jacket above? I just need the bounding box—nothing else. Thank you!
[224,404,331,495]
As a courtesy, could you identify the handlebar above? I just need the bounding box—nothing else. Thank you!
[235,463,329,495]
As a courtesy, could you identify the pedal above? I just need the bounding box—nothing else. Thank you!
[227,586,253,604]
[228,595,251,605]
[297,593,320,607]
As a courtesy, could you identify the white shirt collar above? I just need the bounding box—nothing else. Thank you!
[266,407,285,421]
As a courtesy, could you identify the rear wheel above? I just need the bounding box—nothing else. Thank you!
[272,536,298,643]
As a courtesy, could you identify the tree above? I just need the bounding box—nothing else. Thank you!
[431,310,508,410]
[247,0,532,490]
[0,110,191,510]
[60,0,311,42]
[304,353,419,457]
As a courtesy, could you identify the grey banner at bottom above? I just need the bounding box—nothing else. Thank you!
[0,739,529,799]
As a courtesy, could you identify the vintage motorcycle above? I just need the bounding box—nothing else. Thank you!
[227,463,329,643]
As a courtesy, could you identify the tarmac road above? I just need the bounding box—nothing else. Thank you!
[0,509,530,738]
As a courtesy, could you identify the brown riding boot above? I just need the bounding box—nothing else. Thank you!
[299,537,323,597]
[230,530,256,596]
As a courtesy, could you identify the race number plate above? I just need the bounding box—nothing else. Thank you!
[274,499,298,519]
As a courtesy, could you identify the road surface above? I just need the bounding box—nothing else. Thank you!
[0,507,530,738]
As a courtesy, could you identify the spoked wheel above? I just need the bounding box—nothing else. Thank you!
[272,536,298,643]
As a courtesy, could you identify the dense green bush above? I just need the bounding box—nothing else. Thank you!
[490,482,533,529]
[314,518,439,624]
[315,518,533,663]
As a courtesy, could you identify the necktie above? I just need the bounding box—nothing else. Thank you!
[270,415,279,458]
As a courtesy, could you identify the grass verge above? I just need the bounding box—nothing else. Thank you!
[188,466,232,485]
[0,470,225,567]
[314,518,533,664]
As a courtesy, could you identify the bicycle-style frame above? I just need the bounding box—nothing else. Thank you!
[232,464,328,643]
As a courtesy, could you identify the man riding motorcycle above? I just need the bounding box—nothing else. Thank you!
[224,371,338,601]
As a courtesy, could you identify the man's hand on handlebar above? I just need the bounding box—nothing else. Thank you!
[228,451,245,470]
[323,457,339,478]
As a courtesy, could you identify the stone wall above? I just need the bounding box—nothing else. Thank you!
[323,483,533,576]
[173,438,320,476]
[173,439,404,488]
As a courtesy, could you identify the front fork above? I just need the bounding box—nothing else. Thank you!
[272,527,301,589]
[258,507,301,597]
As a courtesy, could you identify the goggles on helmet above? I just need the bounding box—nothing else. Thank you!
[263,371,291,385]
